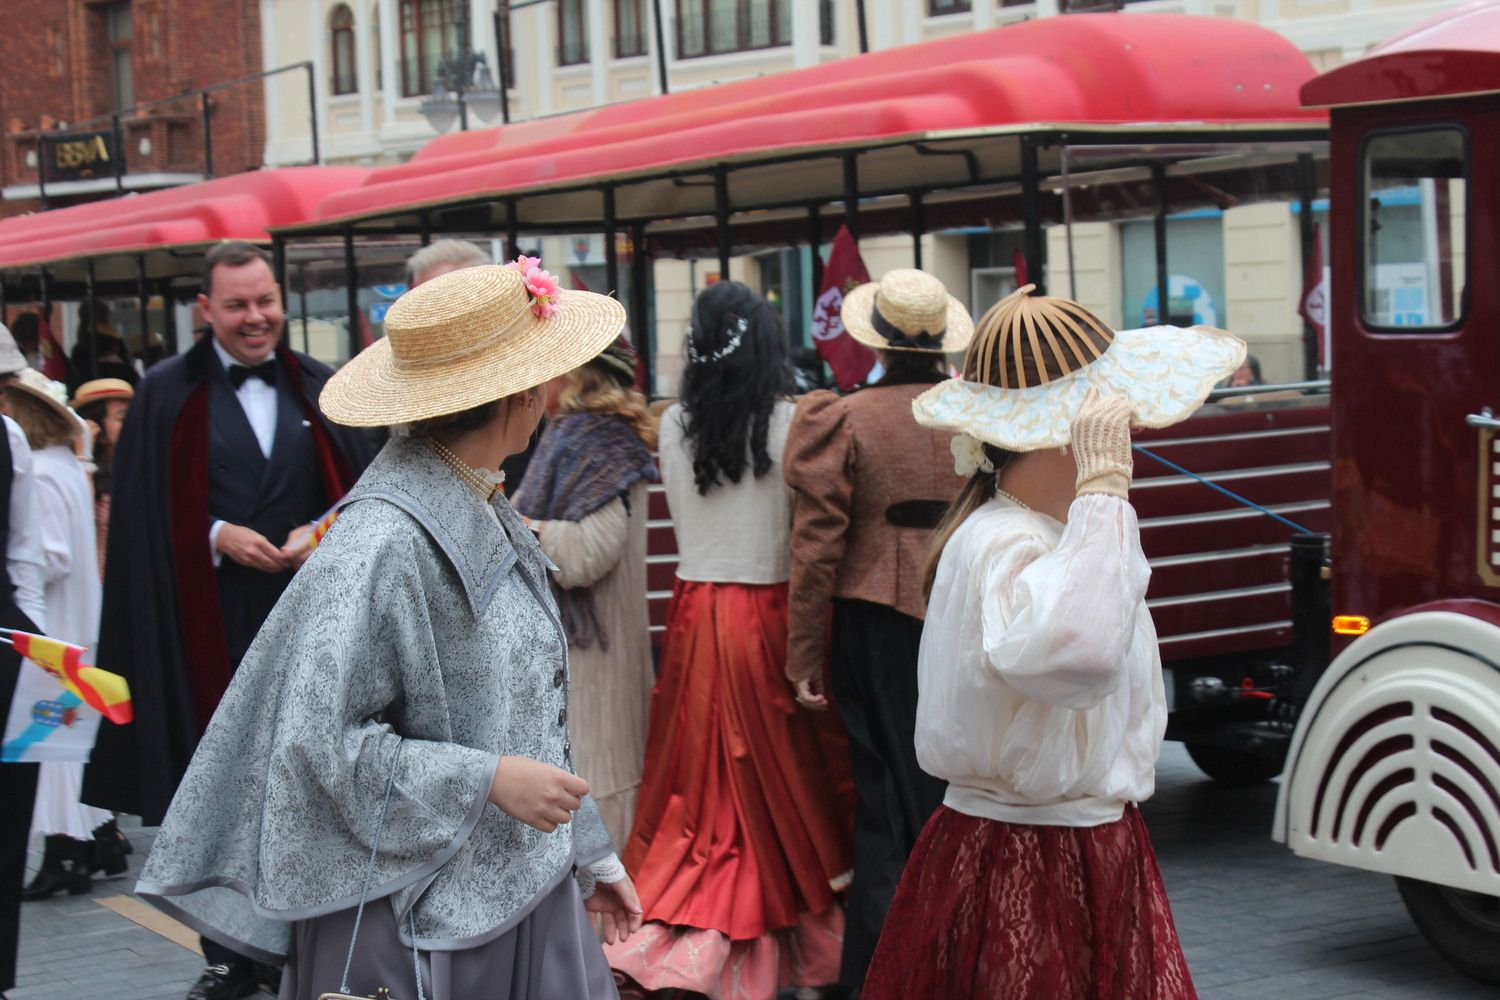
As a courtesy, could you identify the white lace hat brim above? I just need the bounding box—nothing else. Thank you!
[911,325,1247,452]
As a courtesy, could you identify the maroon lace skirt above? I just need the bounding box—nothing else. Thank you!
[864,805,1196,1000]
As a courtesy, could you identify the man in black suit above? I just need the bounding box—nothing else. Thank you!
[83,242,375,1000]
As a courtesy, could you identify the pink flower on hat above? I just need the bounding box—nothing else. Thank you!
[504,254,541,275]
[522,266,561,319]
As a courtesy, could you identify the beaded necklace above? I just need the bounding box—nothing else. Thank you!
[994,485,1032,511]
[426,437,500,503]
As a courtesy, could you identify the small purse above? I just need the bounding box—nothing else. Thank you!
[318,745,427,1000]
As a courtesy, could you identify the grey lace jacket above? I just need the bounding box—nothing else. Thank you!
[135,437,613,963]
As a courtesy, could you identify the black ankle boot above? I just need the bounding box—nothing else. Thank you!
[21,835,92,900]
[90,819,129,879]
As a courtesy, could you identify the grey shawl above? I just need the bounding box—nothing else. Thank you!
[135,437,613,964]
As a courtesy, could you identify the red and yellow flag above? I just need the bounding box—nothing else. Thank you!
[9,632,133,725]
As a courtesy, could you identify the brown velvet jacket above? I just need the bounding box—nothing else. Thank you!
[783,379,965,684]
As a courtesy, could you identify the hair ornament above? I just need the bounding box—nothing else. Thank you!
[950,432,995,477]
[686,314,748,365]
[503,254,562,318]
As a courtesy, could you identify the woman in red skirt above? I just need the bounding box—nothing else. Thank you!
[864,287,1248,1000]
[607,281,855,999]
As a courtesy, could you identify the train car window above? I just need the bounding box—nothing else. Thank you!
[1361,127,1467,332]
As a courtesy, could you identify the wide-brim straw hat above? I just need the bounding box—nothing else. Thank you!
[841,268,973,354]
[70,378,135,409]
[8,368,75,425]
[321,264,625,427]
[912,286,1245,452]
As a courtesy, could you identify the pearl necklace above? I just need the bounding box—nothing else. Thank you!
[994,486,1032,511]
[426,437,500,503]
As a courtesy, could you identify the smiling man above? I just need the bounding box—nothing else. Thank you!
[81,242,376,1000]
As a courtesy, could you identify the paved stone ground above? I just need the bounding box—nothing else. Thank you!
[8,743,1498,999]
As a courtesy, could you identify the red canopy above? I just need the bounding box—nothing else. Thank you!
[292,13,1323,233]
[0,166,371,283]
[1302,0,1500,108]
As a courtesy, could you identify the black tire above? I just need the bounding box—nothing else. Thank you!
[1396,876,1500,983]
[1183,742,1284,785]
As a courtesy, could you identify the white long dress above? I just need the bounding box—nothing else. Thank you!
[28,444,112,840]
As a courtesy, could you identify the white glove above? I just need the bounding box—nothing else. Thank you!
[575,852,628,900]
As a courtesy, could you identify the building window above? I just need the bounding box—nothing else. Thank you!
[331,5,358,95]
[106,3,134,111]
[614,0,645,58]
[399,0,459,98]
[929,0,971,13]
[676,0,791,59]
[558,0,588,66]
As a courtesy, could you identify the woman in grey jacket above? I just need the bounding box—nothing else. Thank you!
[136,262,642,999]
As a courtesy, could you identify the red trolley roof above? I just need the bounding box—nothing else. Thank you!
[288,12,1324,235]
[0,166,372,285]
[1302,0,1500,108]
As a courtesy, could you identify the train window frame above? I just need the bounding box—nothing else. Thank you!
[1358,123,1470,336]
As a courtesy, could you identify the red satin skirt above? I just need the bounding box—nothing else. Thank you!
[608,580,855,995]
[864,805,1197,1000]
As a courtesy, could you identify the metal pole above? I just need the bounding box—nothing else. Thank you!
[1297,152,1318,380]
[272,236,288,293]
[603,186,619,295]
[842,155,859,241]
[136,254,150,367]
[855,0,869,53]
[343,229,360,360]
[111,114,126,195]
[1061,145,1076,301]
[0,274,7,327]
[200,92,214,178]
[650,0,670,94]
[1151,163,1169,326]
[39,268,50,327]
[910,192,925,270]
[306,62,321,164]
[628,223,652,393]
[714,168,730,277]
[37,136,49,212]
[418,211,432,247]
[1020,137,1044,295]
[299,285,311,355]
[494,7,511,124]
[85,258,99,380]
[458,89,469,132]
[808,204,823,292]
[505,198,520,260]
[159,279,178,352]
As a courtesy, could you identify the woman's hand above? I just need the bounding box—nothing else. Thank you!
[585,875,644,945]
[488,756,589,833]
[1071,388,1134,499]
[794,676,828,711]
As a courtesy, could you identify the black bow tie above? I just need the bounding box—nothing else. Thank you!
[227,361,277,389]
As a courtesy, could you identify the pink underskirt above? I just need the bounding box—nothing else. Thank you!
[605,906,843,1000]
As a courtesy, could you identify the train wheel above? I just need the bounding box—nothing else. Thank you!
[1183,742,1284,785]
[1396,877,1500,983]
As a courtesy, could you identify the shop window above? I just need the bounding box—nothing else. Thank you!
[929,0,971,13]
[677,0,791,59]
[106,3,134,112]
[615,0,645,58]
[331,5,358,96]
[559,0,588,65]
[398,0,459,97]
[1361,127,1468,331]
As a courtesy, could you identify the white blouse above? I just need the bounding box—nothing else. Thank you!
[915,493,1167,827]
[31,445,101,650]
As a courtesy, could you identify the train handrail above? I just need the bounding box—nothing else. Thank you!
[1206,379,1330,401]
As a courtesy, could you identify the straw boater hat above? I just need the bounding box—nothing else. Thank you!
[321,262,625,427]
[70,378,135,409]
[841,268,973,354]
[912,285,1245,453]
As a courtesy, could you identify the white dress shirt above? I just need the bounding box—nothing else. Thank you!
[915,493,1168,828]
[5,414,48,631]
[208,339,278,561]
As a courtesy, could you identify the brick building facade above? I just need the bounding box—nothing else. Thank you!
[0,0,266,217]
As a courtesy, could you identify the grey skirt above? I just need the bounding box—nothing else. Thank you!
[277,877,618,1000]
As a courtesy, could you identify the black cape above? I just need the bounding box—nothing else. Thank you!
[82,336,377,824]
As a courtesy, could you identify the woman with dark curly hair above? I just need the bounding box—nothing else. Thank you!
[608,281,854,1000]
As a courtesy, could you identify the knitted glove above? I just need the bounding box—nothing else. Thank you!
[1071,388,1134,499]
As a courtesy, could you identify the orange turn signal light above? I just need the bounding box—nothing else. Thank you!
[1332,614,1371,636]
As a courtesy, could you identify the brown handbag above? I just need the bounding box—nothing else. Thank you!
[317,746,426,1000]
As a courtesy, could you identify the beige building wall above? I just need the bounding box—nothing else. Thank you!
[1045,222,1124,330]
[1223,202,1303,384]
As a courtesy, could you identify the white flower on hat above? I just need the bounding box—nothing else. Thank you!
[950,432,995,477]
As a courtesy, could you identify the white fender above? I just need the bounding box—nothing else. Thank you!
[1274,610,1500,897]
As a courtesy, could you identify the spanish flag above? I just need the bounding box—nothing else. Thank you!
[6,631,132,726]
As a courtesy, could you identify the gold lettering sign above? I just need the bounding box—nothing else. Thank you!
[53,135,111,171]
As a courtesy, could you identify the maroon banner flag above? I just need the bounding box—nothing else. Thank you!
[36,314,67,383]
[811,226,877,392]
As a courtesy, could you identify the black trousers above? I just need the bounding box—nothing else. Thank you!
[1,606,39,993]
[827,599,946,995]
